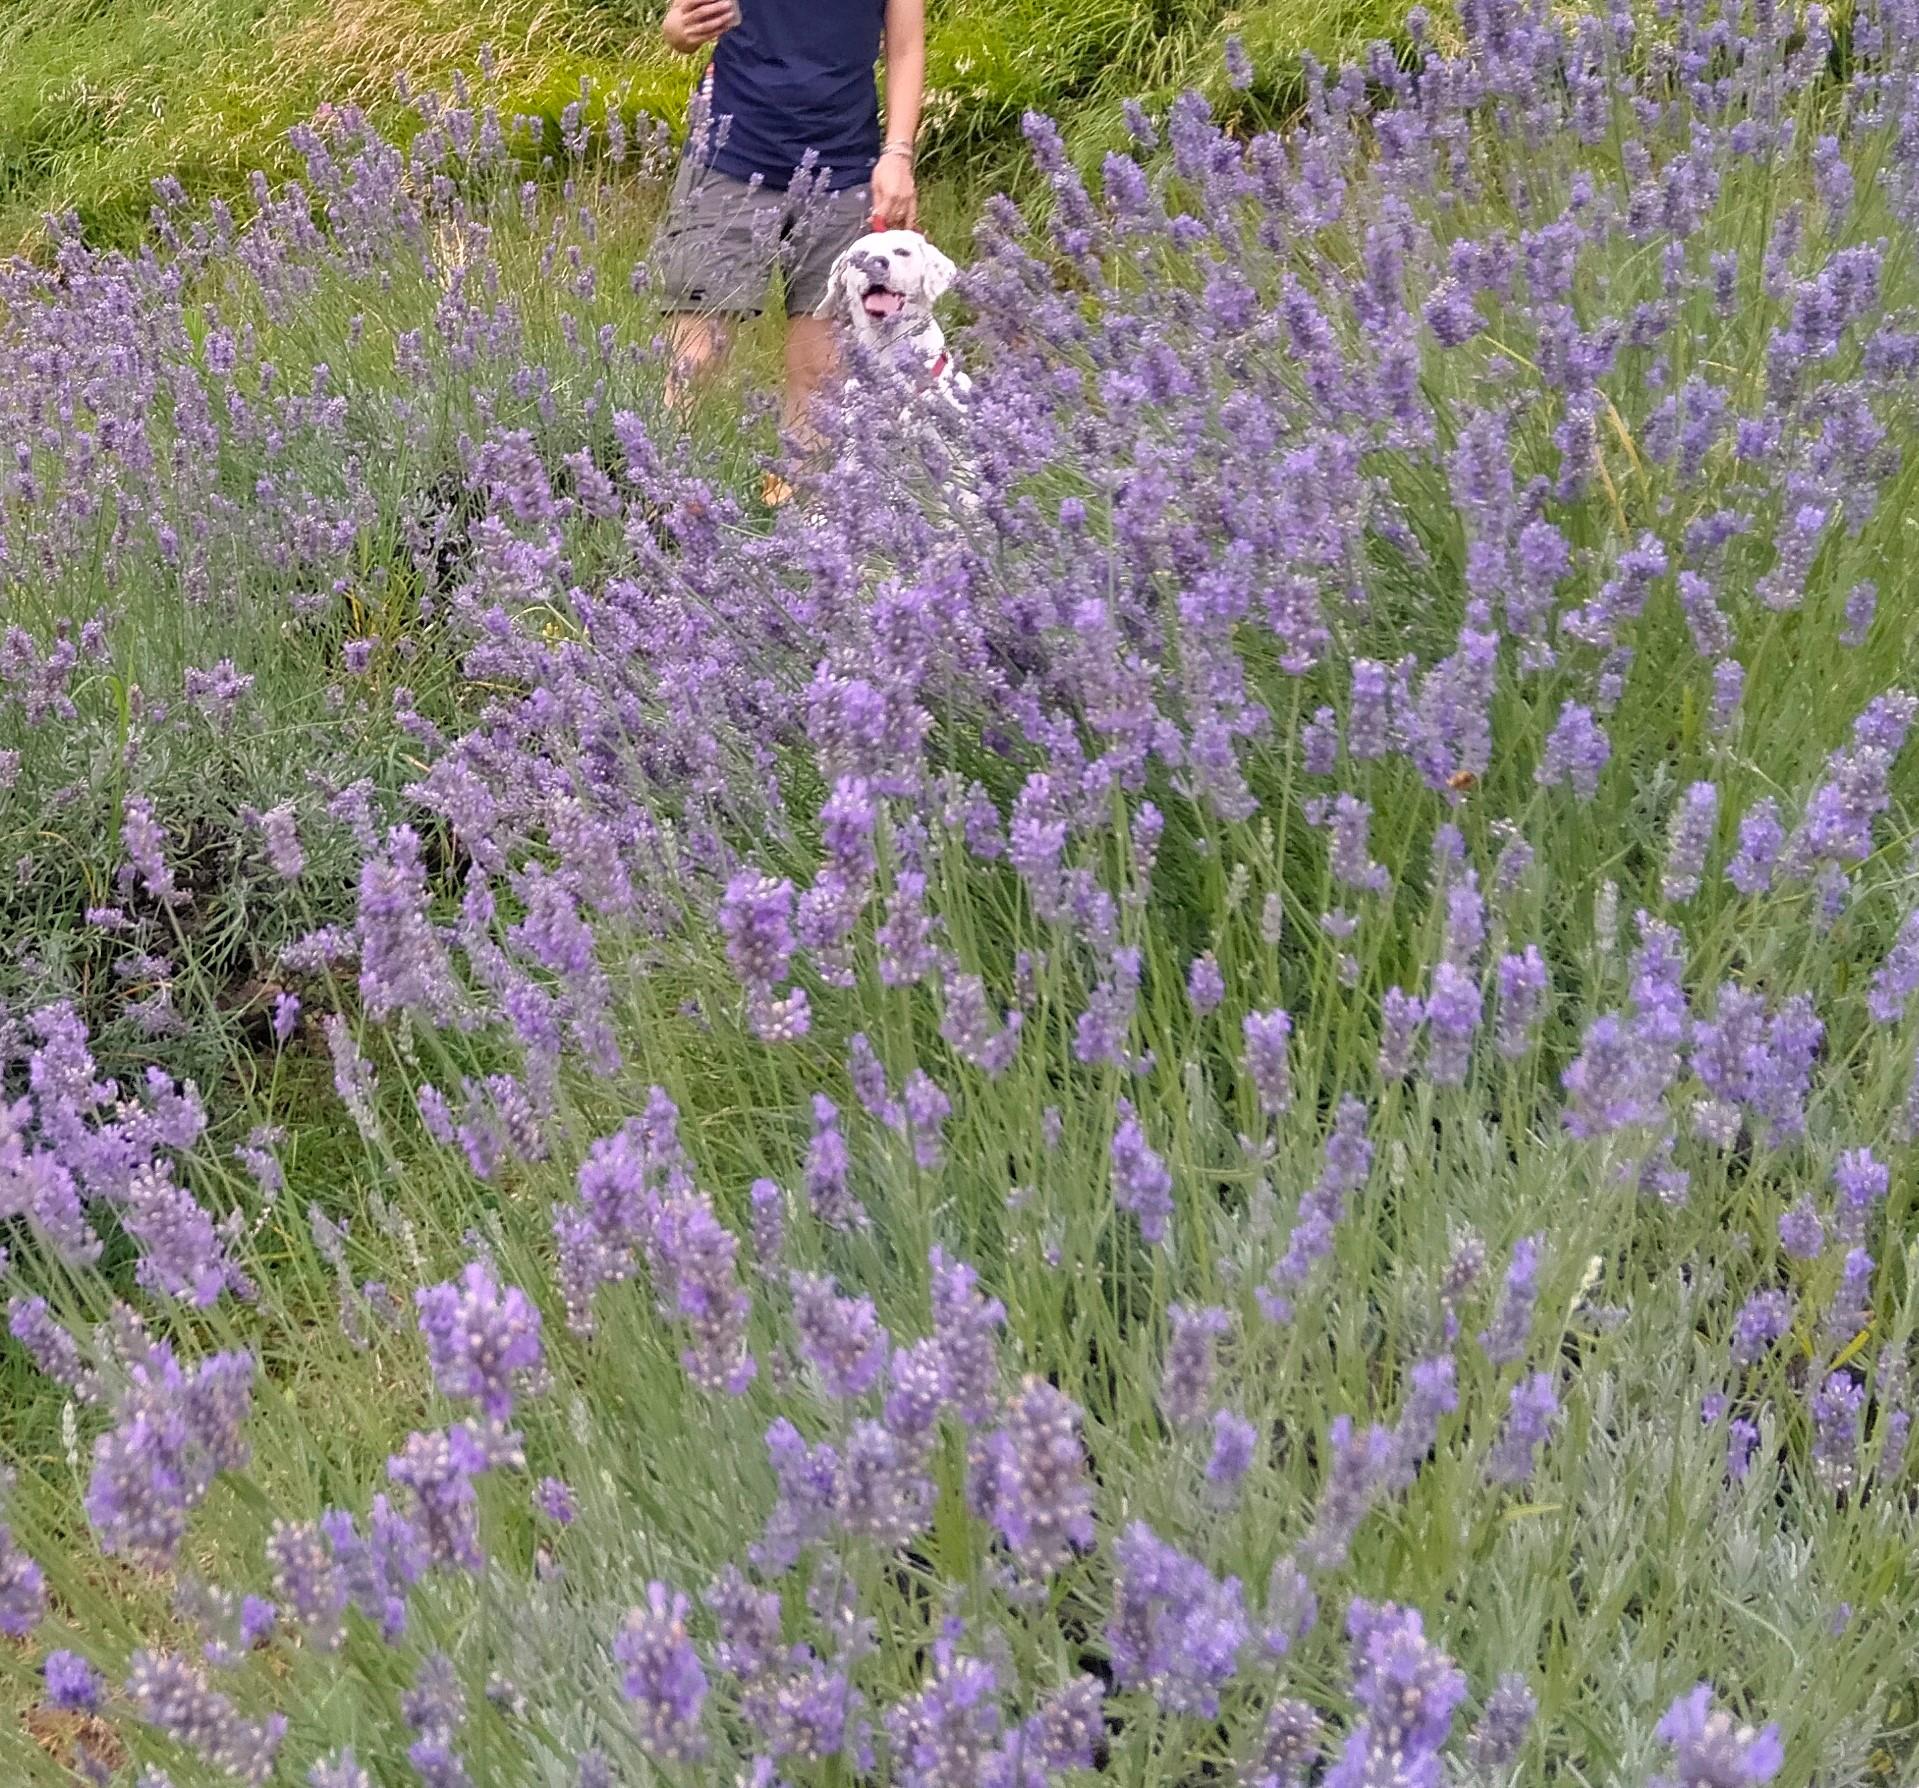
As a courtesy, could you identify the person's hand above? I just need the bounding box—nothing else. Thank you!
[871,149,918,230]
[662,0,738,54]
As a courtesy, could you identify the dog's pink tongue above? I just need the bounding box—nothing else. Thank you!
[862,290,904,317]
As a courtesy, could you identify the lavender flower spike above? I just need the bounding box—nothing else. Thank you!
[415,1261,545,1420]
[982,1377,1094,1578]
[616,1583,709,1761]
[1537,703,1610,801]
[0,1515,47,1638]
[44,1650,104,1712]
[1485,1373,1560,1485]
[1323,1601,1467,1788]
[1159,1304,1230,1428]
[1649,1685,1783,1788]
[1111,1099,1175,1245]
[1662,782,1719,903]
[1107,1522,1250,1717]
[1467,1674,1536,1770]
[1241,1008,1294,1117]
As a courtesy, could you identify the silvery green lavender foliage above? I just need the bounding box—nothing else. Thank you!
[8,0,1919,1782]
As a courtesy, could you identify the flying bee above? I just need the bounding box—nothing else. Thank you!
[1448,770,1479,792]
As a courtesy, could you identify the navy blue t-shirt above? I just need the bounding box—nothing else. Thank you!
[706,0,886,192]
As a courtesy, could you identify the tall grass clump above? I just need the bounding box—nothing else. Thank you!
[0,0,1399,252]
[6,0,1919,1783]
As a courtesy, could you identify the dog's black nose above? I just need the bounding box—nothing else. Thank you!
[852,251,890,280]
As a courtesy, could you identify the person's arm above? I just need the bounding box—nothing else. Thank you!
[662,0,736,55]
[872,0,925,228]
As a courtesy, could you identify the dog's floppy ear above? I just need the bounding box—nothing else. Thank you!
[920,240,958,302]
[815,244,858,319]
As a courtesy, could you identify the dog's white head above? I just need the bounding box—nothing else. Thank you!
[821,230,958,333]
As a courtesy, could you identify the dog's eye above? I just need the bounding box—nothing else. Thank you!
[892,246,913,258]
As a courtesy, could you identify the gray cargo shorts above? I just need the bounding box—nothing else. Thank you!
[651,156,873,320]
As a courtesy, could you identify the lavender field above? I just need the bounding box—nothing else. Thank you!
[3,0,1918,1783]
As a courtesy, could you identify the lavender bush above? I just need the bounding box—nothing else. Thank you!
[4,0,1919,1782]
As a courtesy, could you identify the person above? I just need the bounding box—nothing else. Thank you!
[654,0,926,453]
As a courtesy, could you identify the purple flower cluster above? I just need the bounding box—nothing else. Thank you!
[1324,1602,1466,1788]
[929,1246,1005,1424]
[1649,1685,1783,1788]
[0,1486,46,1640]
[721,870,811,1041]
[1485,1373,1561,1486]
[1110,1100,1175,1245]
[976,1377,1095,1579]
[552,1090,756,1380]
[415,1260,545,1419]
[885,1648,1004,1788]
[1108,1522,1251,1716]
[356,827,471,1027]
[85,1342,256,1564]
[791,1272,889,1399]
[1690,987,1822,1150]
[385,1423,504,1576]
[1466,1674,1537,1771]
[1258,1097,1372,1322]
[617,1583,709,1760]
[267,1519,349,1651]
[1241,1009,1294,1118]
[124,1649,287,1786]
[1480,1236,1544,1367]
[2,1005,244,1300]
[1159,1303,1230,1428]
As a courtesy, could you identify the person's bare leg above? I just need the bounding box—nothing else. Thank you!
[783,314,841,441]
[762,314,839,505]
[664,312,733,411]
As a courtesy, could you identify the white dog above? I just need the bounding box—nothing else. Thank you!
[820,229,973,411]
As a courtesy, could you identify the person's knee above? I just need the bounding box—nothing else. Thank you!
[785,318,839,385]
[669,314,730,371]
[663,315,734,407]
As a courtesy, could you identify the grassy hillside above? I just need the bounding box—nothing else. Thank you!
[0,0,1398,251]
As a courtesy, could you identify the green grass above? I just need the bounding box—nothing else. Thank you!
[0,0,1401,252]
